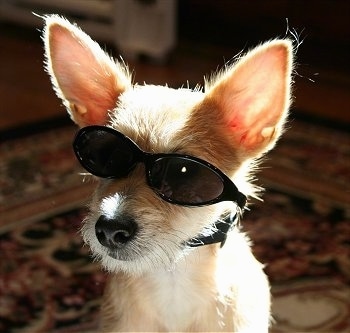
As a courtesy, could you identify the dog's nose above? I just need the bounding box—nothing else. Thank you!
[95,215,138,249]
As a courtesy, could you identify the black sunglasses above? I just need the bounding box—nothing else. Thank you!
[73,126,246,209]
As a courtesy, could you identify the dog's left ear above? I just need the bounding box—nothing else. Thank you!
[43,15,131,127]
[202,40,293,159]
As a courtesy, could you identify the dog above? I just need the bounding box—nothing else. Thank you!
[43,15,293,332]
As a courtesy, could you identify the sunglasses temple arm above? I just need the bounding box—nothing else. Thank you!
[236,191,247,210]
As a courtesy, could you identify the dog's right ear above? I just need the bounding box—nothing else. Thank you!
[43,15,131,127]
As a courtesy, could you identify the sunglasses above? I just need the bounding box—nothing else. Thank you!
[73,126,246,209]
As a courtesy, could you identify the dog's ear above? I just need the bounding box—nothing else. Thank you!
[43,15,131,127]
[202,40,293,159]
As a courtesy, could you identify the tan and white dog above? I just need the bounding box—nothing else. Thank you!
[43,15,293,332]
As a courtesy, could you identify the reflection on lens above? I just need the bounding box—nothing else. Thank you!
[150,157,224,204]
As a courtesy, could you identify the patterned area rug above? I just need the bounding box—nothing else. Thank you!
[0,118,349,332]
[245,191,350,332]
[259,119,350,212]
[0,124,95,230]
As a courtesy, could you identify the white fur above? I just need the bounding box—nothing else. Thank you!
[43,15,294,332]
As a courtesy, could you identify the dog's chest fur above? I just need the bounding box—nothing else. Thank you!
[100,231,270,332]
[102,245,231,331]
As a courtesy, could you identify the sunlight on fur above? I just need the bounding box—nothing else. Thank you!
[43,14,294,332]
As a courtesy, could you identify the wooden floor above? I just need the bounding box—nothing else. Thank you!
[0,21,349,132]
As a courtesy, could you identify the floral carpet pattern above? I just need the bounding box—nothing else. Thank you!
[0,125,95,230]
[0,118,349,332]
[259,119,350,212]
[245,191,350,332]
[0,209,106,333]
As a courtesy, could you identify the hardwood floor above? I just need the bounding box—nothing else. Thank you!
[0,20,349,132]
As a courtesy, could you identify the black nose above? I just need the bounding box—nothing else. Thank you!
[95,215,138,250]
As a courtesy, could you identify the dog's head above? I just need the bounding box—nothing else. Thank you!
[43,15,293,275]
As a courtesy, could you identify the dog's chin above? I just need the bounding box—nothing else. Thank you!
[100,251,187,276]
[105,250,131,261]
[89,240,188,276]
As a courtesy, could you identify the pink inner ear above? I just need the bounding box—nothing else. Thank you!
[48,22,127,126]
[208,41,292,154]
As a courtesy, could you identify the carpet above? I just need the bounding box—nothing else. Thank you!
[0,117,349,332]
[0,123,95,231]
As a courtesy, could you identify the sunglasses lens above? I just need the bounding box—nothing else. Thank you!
[74,128,135,178]
[149,157,224,205]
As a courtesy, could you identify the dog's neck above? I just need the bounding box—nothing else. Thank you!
[104,231,245,331]
[107,243,225,331]
[185,212,240,248]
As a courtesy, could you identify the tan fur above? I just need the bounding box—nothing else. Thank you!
[43,15,294,332]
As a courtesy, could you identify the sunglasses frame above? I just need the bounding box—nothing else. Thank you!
[73,126,247,209]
